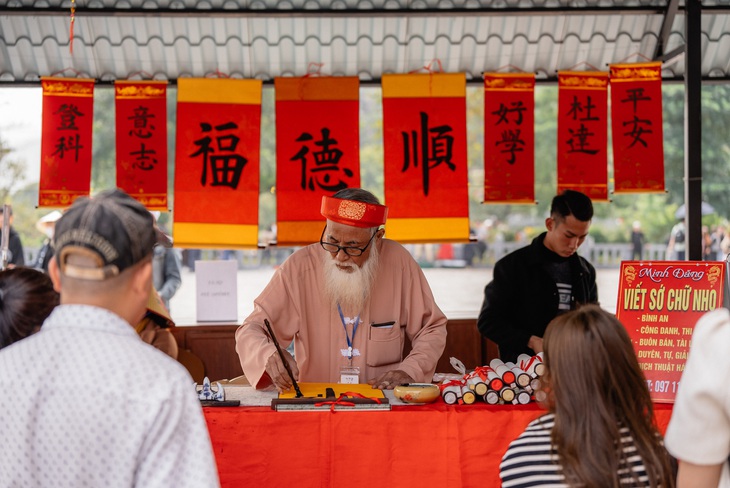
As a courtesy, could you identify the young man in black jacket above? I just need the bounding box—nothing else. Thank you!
[477,190,598,363]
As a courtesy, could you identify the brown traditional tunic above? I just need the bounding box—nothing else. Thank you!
[235,239,447,388]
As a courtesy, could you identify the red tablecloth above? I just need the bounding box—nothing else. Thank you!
[204,402,674,488]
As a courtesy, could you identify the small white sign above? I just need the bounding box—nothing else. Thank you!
[195,260,238,322]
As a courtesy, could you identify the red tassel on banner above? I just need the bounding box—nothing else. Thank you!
[483,73,536,204]
[38,77,95,207]
[382,73,470,243]
[557,71,609,201]
[69,0,76,55]
[115,80,169,210]
[610,62,665,193]
[274,76,360,245]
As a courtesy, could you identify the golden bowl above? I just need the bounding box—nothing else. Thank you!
[393,383,440,404]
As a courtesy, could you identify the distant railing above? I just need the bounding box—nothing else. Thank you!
[21,242,673,271]
[486,242,668,268]
[421,241,673,269]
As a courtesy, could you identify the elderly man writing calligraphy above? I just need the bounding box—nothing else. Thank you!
[235,188,447,390]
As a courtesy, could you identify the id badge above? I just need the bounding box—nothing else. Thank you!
[340,365,360,384]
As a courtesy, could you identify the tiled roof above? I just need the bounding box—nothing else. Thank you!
[1,0,729,84]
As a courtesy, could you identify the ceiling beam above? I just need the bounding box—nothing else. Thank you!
[653,0,680,60]
[3,74,729,89]
[0,5,670,18]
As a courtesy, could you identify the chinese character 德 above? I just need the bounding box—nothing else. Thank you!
[290,128,353,192]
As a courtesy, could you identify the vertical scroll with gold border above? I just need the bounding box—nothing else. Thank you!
[39,77,95,207]
[381,73,469,243]
[173,78,262,248]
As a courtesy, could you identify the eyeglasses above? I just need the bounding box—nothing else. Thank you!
[319,226,378,257]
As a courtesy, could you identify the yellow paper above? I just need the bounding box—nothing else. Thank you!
[278,382,385,399]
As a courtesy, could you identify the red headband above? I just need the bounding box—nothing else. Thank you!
[320,196,388,228]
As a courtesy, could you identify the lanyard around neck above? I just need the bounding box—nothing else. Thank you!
[337,303,360,360]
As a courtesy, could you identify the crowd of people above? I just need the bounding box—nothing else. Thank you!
[666,220,729,261]
[1,186,729,487]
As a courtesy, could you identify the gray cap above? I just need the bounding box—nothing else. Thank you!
[53,188,156,280]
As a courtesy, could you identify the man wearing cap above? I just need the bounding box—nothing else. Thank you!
[0,188,219,487]
[236,188,447,390]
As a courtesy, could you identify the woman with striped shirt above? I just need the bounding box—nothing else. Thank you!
[500,305,675,487]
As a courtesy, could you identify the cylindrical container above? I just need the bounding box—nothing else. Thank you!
[530,377,541,391]
[485,367,504,391]
[514,388,531,405]
[461,385,476,405]
[482,389,500,404]
[517,353,545,377]
[506,362,532,388]
[534,352,545,376]
[499,386,515,402]
[465,375,489,396]
[441,384,462,405]
[490,358,516,385]
[516,353,532,367]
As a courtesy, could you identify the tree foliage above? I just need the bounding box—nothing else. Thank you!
[0,135,26,205]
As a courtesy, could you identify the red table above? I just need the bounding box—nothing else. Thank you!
[204,402,674,488]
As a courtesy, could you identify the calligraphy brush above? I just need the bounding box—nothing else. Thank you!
[263,318,304,398]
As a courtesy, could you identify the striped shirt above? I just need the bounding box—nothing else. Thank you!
[500,414,651,487]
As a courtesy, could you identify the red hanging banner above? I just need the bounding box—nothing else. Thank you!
[38,77,95,207]
[610,62,665,193]
[483,73,535,204]
[382,73,469,243]
[173,78,262,249]
[557,71,609,201]
[115,81,169,210]
[274,76,360,245]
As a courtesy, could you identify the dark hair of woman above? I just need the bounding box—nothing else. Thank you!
[540,304,675,487]
[0,267,60,350]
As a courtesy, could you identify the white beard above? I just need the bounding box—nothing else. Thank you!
[323,240,380,314]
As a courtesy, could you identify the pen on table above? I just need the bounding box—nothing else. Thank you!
[263,318,304,398]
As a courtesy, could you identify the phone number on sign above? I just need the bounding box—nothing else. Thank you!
[646,380,681,393]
